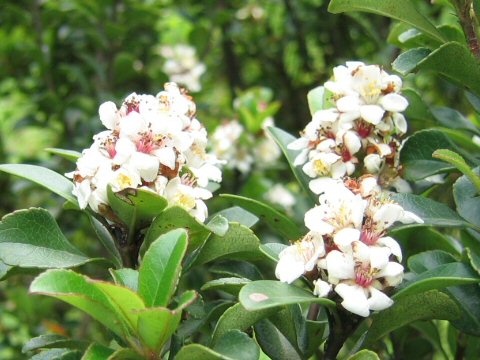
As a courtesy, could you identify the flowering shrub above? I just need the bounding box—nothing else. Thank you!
[69,83,221,222]
[1,1,480,360]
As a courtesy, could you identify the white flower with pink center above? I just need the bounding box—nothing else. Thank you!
[69,83,222,222]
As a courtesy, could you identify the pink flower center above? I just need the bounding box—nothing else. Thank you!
[357,122,373,138]
[355,265,374,287]
[137,133,156,154]
[360,230,379,245]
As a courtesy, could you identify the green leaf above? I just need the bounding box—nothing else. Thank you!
[136,308,181,353]
[259,243,287,263]
[81,343,114,360]
[307,86,326,116]
[92,281,145,333]
[431,107,480,135]
[88,215,122,268]
[31,349,82,360]
[239,280,335,311]
[0,208,96,268]
[29,269,125,337]
[206,215,229,236]
[328,0,445,42]
[193,223,264,266]
[22,335,87,353]
[390,192,468,228]
[393,48,432,74]
[141,206,210,255]
[175,344,227,360]
[213,330,260,360]
[107,186,168,230]
[209,261,262,280]
[433,150,480,192]
[365,290,461,344]
[394,42,480,96]
[201,277,250,296]
[402,88,435,122]
[400,129,456,180]
[45,148,82,162]
[391,227,460,258]
[266,127,316,204]
[465,248,480,276]
[214,207,259,228]
[221,194,303,240]
[254,319,302,360]
[212,303,277,344]
[0,164,77,204]
[454,168,480,229]
[106,349,144,360]
[109,268,138,292]
[139,229,188,307]
[394,262,480,299]
[347,349,380,360]
[408,250,457,274]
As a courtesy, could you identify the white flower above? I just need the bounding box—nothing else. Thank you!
[305,183,366,235]
[265,184,296,209]
[70,83,222,222]
[275,232,325,284]
[326,241,403,317]
[159,44,206,92]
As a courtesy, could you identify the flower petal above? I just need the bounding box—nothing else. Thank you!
[380,93,408,112]
[360,105,384,125]
[335,283,370,317]
[367,287,393,311]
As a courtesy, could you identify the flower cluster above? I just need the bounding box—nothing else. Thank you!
[68,83,222,222]
[159,44,206,92]
[289,62,409,191]
[275,177,423,317]
[210,118,281,174]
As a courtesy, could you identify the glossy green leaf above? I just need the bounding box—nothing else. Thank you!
[92,281,145,332]
[206,215,229,236]
[45,148,82,162]
[266,127,316,204]
[394,42,480,96]
[433,150,480,192]
[139,229,188,307]
[239,280,335,311]
[209,261,262,280]
[201,277,250,296]
[400,129,456,180]
[140,206,211,253]
[393,48,432,74]
[408,250,457,274]
[193,223,264,266]
[0,164,77,204]
[259,243,287,263]
[213,330,260,360]
[88,215,122,268]
[221,194,303,240]
[307,86,326,115]
[81,343,114,360]
[254,319,302,360]
[0,208,95,268]
[109,268,138,292]
[29,269,124,337]
[394,262,480,299]
[212,303,277,344]
[390,192,468,228]
[391,227,460,258]
[141,206,210,255]
[402,88,435,122]
[214,207,259,228]
[453,168,480,229]
[365,290,461,344]
[465,248,480,276]
[431,107,480,135]
[328,0,444,42]
[31,349,81,360]
[347,350,380,360]
[106,349,144,360]
[22,335,87,353]
[136,308,181,353]
[175,344,227,360]
[107,186,168,230]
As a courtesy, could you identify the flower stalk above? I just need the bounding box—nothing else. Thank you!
[454,0,480,59]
